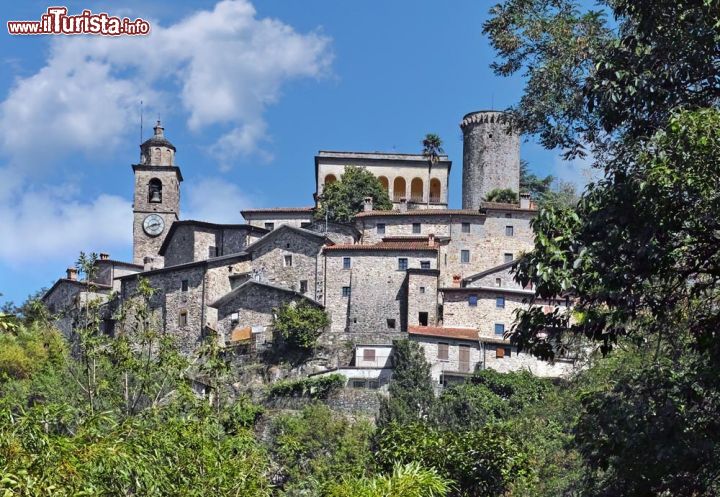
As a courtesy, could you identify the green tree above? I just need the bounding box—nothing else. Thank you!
[377,339,435,426]
[273,301,330,351]
[269,403,374,495]
[325,462,451,497]
[520,160,553,200]
[485,188,518,204]
[316,166,393,223]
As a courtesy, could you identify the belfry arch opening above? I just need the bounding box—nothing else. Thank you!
[324,174,337,186]
[393,177,406,202]
[378,176,389,192]
[148,178,162,203]
[429,178,441,203]
[410,178,424,203]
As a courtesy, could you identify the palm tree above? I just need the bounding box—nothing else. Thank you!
[422,134,444,207]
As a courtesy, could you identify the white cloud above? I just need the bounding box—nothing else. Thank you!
[0,0,332,169]
[183,177,256,224]
[0,0,330,266]
[0,180,131,264]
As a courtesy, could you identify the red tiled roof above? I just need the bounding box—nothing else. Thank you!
[480,201,538,212]
[355,209,484,218]
[241,207,314,214]
[324,241,438,252]
[408,326,479,341]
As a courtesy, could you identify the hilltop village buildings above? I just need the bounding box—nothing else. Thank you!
[43,110,574,390]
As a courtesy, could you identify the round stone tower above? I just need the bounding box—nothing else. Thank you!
[460,110,520,209]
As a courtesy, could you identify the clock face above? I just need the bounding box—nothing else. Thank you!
[143,214,165,236]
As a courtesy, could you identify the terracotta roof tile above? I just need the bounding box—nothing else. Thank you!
[355,209,484,218]
[324,241,437,252]
[480,201,538,212]
[241,207,314,214]
[408,326,479,341]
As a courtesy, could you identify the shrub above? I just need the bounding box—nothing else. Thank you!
[268,373,346,399]
[273,302,330,351]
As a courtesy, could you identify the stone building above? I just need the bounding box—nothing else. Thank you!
[43,109,576,393]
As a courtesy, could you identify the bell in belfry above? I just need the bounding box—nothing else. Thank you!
[150,189,161,202]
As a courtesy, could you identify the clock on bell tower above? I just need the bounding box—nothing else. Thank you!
[132,120,183,265]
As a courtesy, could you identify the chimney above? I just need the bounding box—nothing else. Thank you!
[520,192,531,209]
[428,233,435,247]
[99,252,110,261]
[452,274,461,287]
[363,196,373,212]
[399,197,408,213]
[66,267,77,281]
[143,256,157,272]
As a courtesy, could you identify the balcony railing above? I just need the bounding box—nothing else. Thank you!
[409,195,424,203]
[429,195,442,204]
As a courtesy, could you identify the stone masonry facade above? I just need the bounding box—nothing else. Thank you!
[44,110,577,399]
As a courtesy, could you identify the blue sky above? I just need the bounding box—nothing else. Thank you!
[0,0,589,305]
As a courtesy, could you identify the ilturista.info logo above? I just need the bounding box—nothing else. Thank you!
[7,7,150,36]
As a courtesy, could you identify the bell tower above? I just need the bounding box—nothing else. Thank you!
[132,121,183,265]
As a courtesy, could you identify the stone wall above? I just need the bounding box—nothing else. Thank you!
[481,343,575,377]
[465,264,523,289]
[242,212,314,229]
[324,249,437,333]
[442,287,533,339]
[460,111,520,209]
[212,282,309,345]
[407,270,439,327]
[249,229,324,299]
[163,224,195,267]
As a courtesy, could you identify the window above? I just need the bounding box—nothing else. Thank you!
[368,380,380,389]
[438,342,449,360]
[461,250,470,264]
[398,258,408,270]
[420,260,431,270]
[495,323,505,336]
[179,310,188,327]
[342,286,351,298]
[462,222,471,233]
[299,280,308,293]
[208,246,217,258]
[505,225,514,236]
[148,178,162,203]
[496,347,511,359]
[420,286,426,294]
[363,349,376,362]
[352,380,366,388]
[284,254,293,267]
[343,257,351,270]
[495,277,502,287]
[301,222,312,228]
[412,223,421,234]
[504,253,513,263]
[387,318,396,329]
[181,279,188,292]
[264,222,274,230]
[377,223,386,235]
[419,312,429,326]
[468,295,478,307]
[505,213,512,218]
[496,296,505,308]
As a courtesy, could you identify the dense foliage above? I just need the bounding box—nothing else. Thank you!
[315,166,393,223]
[268,373,345,399]
[272,302,330,351]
